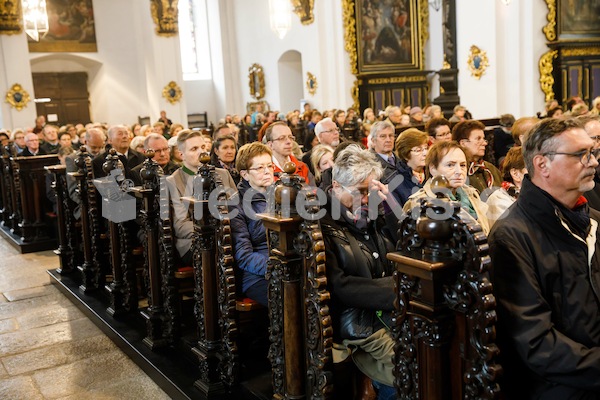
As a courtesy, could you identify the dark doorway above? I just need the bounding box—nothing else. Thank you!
[32,72,91,125]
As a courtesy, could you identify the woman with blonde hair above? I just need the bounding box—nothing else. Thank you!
[310,144,334,186]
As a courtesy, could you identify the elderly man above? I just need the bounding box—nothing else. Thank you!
[92,124,144,179]
[302,117,341,174]
[452,120,501,195]
[65,127,107,219]
[21,133,46,156]
[425,117,452,143]
[490,118,600,400]
[263,121,312,184]
[385,106,403,128]
[40,125,60,154]
[130,133,179,185]
[580,115,600,209]
[166,130,236,265]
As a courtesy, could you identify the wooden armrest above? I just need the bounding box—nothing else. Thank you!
[175,266,193,279]
[236,297,263,312]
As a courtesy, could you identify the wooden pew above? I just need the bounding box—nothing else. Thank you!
[95,148,139,316]
[0,145,15,230]
[0,153,59,253]
[45,164,78,274]
[257,163,334,399]
[389,180,502,399]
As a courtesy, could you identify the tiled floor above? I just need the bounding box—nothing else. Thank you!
[0,237,170,400]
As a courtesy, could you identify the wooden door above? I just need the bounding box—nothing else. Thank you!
[32,72,91,125]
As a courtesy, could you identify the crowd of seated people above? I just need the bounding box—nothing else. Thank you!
[3,95,600,399]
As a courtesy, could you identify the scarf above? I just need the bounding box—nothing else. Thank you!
[501,181,520,199]
[468,160,494,188]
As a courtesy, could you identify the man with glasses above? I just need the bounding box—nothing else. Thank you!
[264,121,312,184]
[489,118,600,400]
[130,133,179,185]
[21,132,46,156]
[302,117,341,175]
[452,120,501,195]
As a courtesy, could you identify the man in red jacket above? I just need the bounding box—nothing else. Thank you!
[263,121,314,185]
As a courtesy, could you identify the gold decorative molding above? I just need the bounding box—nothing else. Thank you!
[367,76,427,85]
[248,63,266,100]
[351,80,359,111]
[150,0,179,37]
[306,72,317,96]
[467,45,489,80]
[539,49,558,102]
[418,0,429,68]
[0,0,22,35]
[342,0,358,76]
[5,84,30,111]
[291,0,314,25]
[561,47,600,57]
[162,81,182,104]
[542,0,556,42]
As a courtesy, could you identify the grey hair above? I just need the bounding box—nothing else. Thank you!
[144,133,167,149]
[523,118,584,179]
[332,145,383,187]
[107,124,128,140]
[85,127,105,143]
[314,117,334,139]
[368,120,395,148]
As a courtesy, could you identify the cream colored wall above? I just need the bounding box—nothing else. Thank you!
[0,0,551,130]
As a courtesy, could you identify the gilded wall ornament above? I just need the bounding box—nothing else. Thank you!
[542,0,556,41]
[306,72,317,96]
[0,0,22,35]
[291,0,314,25]
[248,64,266,100]
[5,84,30,111]
[467,45,489,80]
[539,49,558,102]
[150,0,179,37]
[162,81,182,104]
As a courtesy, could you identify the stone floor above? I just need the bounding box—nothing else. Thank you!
[0,237,170,400]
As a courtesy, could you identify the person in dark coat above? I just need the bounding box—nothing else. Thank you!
[320,145,397,399]
[130,134,178,185]
[92,125,144,179]
[490,118,600,400]
[581,115,600,210]
[21,133,47,156]
[229,142,275,307]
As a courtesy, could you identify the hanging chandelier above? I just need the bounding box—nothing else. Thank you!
[269,0,291,40]
[21,0,49,42]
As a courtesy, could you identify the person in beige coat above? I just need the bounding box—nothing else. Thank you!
[403,141,490,235]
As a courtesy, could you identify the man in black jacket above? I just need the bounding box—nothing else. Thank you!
[92,125,144,179]
[490,118,600,399]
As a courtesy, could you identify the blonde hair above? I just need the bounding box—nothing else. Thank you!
[310,144,334,183]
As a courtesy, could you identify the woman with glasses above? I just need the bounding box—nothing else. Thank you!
[230,142,275,307]
[393,128,429,205]
[403,141,490,234]
[210,134,240,185]
[452,120,502,196]
[321,144,398,399]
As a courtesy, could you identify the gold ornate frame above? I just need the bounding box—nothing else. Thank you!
[248,64,266,100]
[0,0,22,35]
[306,72,317,96]
[162,81,182,104]
[343,0,428,75]
[246,100,270,114]
[151,0,179,37]
[5,84,31,111]
[467,45,489,80]
[291,0,314,25]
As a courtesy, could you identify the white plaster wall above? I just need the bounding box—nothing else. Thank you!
[278,50,303,113]
[229,0,353,116]
[456,1,548,119]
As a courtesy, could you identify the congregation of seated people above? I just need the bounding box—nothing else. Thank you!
[3,95,600,399]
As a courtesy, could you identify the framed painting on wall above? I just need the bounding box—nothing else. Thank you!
[354,0,426,74]
[28,0,97,52]
[557,0,600,39]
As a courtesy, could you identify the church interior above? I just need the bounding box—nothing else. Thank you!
[1,0,600,399]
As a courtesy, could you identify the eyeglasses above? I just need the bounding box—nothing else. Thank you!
[435,131,452,138]
[543,147,600,165]
[340,185,370,198]
[321,129,338,135]
[590,135,600,142]
[411,146,429,154]
[271,135,295,143]
[247,163,274,173]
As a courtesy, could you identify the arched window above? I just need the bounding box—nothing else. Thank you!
[179,0,212,80]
